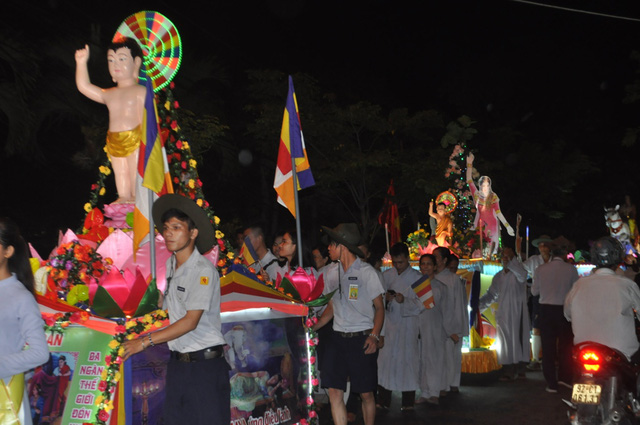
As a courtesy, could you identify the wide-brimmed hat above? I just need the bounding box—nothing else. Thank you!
[551,235,575,252]
[321,223,365,258]
[152,194,215,254]
[532,234,553,247]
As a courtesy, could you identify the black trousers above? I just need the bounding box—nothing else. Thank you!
[377,385,415,408]
[163,355,231,425]
[538,304,573,389]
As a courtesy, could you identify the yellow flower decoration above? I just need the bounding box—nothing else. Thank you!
[164,101,171,110]
[105,399,115,412]
[227,252,235,260]
[196,199,203,207]
[96,395,104,405]
[215,230,224,239]
[118,346,125,357]
[108,339,119,349]
[125,320,136,329]
[99,166,111,176]
[144,314,153,323]
[99,187,106,196]
[188,179,195,189]
[189,159,197,167]
[101,369,108,380]
[84,203,92,213]
[214,216,220,225]
[182,141,190,150]
[114,371,121,382]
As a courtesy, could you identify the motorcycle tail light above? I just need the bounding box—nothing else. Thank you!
[580,349,601,372]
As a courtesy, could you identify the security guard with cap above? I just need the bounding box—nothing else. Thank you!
[122,194,230,425]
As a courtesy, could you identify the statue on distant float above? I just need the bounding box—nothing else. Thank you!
[466,152,514,254]
[604,204,634,253]
[429,199,453,247]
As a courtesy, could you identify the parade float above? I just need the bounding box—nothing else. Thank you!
[399,130,599,377]
[10,11,326,425]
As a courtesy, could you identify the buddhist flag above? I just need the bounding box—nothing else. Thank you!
[133,73,174,256]
[411,274,434,309]
[273,76,315,218]
[239,236,259,266]
[378,180,401,245]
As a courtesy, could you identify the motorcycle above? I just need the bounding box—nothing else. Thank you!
[568,341,640,424]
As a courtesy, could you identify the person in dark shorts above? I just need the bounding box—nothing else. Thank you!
[313,223,385,425]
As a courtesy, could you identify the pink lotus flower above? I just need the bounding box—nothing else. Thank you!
[275,268,325,304]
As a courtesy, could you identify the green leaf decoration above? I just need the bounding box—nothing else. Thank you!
[92,286,125,318]
[133,278,160,317]
[278,277,301,301]
[126,212,134,228]
[305,288,337,307]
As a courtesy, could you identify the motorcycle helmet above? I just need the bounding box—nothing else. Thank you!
[590,236,624,268]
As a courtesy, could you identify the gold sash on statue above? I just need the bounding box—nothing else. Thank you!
[0,374,24,425]
[106,125,142,157]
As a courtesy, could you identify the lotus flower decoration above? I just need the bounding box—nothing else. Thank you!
[274,268,336,306]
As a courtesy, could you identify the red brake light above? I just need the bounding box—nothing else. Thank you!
[580,349,601,372]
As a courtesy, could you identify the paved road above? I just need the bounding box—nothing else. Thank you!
[317,368,572,425]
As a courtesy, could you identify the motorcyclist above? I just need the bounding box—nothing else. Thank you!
[564,236,640,362]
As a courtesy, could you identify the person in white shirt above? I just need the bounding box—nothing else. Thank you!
[243,224,280,280]
[414,254,447,406]
[433,247,469,394]
[532,241,579,393]
[122,194,229,425]
[565,236,640,361]
[479,247,530,380]
[0,217,49,425]
[517,234,553,371]
[376,243,422,411]
[313,223,384,425]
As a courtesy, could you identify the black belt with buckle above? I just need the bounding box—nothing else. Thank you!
[171,345,224,362]
[336,329,372,338]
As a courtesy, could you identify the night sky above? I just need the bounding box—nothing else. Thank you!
[3,0,640,253]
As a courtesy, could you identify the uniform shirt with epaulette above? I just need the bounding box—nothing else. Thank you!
[164,248,225,352]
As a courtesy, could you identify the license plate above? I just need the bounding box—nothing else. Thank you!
[571,383,602,405]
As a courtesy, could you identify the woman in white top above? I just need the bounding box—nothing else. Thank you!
[0,217,50,425]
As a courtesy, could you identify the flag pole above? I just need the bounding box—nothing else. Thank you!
[291,156,304,268]
[385,223,390,256]
[148,188,156,280]
[479,219,483,259]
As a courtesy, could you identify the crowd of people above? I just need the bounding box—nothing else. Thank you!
[233,219,474,424]
[234,218,640,425]
[5,192,640,425]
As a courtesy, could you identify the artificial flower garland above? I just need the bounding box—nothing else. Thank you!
[94,309,168,425]
[42,311,90,334]
[302,316,320,425]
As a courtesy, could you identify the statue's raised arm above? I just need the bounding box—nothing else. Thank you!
[75,45,106,105]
